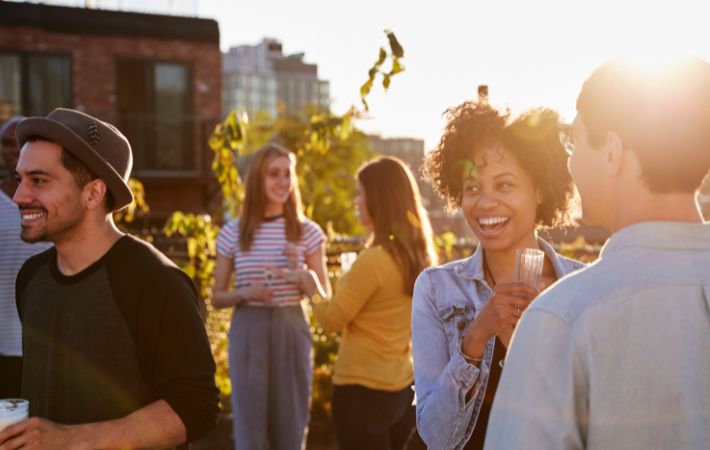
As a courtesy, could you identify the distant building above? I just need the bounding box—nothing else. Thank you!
[368,135,424,174]
[223,38,330,119]
[0,2,222,219]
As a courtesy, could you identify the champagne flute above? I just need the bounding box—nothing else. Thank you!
[284,243,300,270]
[514,248,544,289]
[263,251,276,288]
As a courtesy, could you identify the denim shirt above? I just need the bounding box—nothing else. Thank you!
[412,238,584,450]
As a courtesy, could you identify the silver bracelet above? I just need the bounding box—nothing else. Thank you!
[462,351,483,365]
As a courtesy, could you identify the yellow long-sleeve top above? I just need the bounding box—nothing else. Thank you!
[313,246,413,391]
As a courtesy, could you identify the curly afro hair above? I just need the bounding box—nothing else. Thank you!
[422,101,577,228]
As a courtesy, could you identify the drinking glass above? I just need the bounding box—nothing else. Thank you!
[514,248,544,289]
[263,252,276,287]
[0,399,28,432]
[284,243,300,270]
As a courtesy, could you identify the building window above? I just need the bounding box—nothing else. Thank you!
[319,81,330,108]
[0,52,71,170]
[116,60,193,173]
[0,52,71,121]
[0,55,21,121]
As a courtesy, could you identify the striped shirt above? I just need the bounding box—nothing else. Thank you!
[0,190,51,357]
[216,216,325,307]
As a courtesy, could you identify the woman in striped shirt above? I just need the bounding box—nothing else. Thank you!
[212,143,330,450]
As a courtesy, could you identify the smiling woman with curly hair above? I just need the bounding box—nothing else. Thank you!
[412,100,583,450]
[424,101,576,227]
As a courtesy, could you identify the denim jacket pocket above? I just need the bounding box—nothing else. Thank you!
[438,303,475,357]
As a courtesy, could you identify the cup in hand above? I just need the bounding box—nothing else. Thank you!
[284,243,300,270]
[514,248,544,289]
[0,399,28,432]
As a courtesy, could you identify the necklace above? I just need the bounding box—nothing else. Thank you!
[482,258,496,288]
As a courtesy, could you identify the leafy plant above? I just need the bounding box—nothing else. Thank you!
[360,30,405,111]
[113,178,149,228]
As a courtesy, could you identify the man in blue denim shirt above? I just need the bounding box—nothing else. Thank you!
[486,59,710,450]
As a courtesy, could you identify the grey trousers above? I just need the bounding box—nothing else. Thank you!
[229,304,313,450]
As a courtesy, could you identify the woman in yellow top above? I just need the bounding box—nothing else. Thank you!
[280,156,437,450]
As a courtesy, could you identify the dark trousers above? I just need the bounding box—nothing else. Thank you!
[0,355,22,398]
[332,384,417,450]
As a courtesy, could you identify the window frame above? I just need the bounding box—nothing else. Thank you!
[0,49,73,174]
[0,49,73,117]
[114,58,196,177]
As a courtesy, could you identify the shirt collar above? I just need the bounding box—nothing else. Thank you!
[600,221,710,257]
[454,240,486,281]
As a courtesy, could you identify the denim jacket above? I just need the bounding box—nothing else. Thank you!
[411,238,584,450]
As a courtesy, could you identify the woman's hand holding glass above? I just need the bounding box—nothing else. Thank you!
[237,280,273,304]
[461,283,539,361]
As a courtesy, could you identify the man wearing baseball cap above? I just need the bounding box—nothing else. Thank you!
[0,108,219,449]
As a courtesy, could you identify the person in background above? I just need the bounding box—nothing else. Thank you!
[413,101,584,449]
[485,58,710,450]
[279,156,438,450]
[1,117,24,197]
[212,143,330,450]
[0,108,219,449]
[0,116,51,400]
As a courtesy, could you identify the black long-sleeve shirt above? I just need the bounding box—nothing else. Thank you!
[16,235,220,443]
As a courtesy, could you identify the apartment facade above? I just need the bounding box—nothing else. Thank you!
[0,2,222,218]
[223,38,330,119]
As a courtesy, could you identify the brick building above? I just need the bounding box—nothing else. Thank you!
[0,2,222,218]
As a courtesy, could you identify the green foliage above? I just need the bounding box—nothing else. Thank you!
[113,178,149,228]
[163,212,219,295]
[209,111,249,218]
[433,231,459,261]
[206,304,233,404]
[360,30,406,111]
[309,304,339,423]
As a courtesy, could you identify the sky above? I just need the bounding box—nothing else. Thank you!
[199,0,710,150]
[25,0,710,150]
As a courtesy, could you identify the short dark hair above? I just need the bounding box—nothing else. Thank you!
[577,58,710,193]
[423,101,576,228]
[25,135,114,211]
